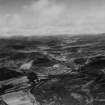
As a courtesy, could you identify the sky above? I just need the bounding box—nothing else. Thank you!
[0,0,105,37]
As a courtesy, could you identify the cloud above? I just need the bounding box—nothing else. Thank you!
[0,0,105,37]
[0,0,66,36]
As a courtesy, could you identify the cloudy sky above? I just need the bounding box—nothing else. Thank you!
[0,0,105,37]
